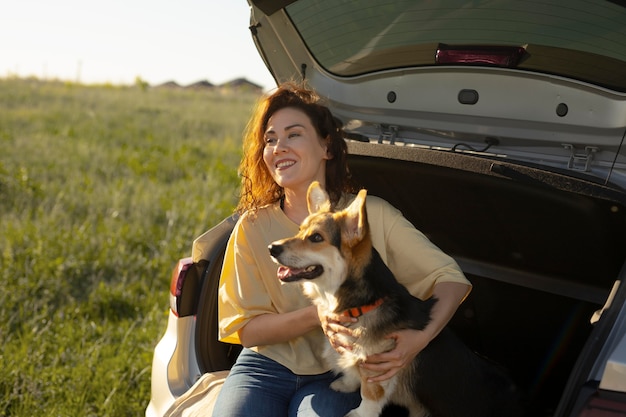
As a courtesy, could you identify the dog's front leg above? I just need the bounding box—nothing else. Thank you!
[326,345,361,393]
[344,371,397,417]
[330,364,361,393]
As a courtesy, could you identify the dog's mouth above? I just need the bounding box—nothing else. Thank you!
[277,264,324,282]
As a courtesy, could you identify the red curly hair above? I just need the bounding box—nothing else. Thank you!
[236,82,352,214]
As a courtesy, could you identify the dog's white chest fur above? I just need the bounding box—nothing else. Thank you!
[302,282,340,313]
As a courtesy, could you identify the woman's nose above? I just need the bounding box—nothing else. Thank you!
[273,138,288,153]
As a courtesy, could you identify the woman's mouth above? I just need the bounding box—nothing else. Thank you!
[276,160,296,169]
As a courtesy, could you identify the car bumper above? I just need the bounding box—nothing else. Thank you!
[146,311,200,417]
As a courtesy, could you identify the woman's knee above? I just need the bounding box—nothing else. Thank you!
[212,349,297,417]
[289,378,361,417]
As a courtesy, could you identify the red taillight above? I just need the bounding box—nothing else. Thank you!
[436,44,526,68]
[577,392,626,416]
[169,257,194,316]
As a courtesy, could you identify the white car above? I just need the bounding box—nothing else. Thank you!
[147,1,626,416]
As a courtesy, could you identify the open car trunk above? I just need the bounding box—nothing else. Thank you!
[193,141,626,417]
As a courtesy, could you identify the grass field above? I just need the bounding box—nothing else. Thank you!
[0,77,260,416]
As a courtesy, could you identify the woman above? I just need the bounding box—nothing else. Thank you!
[212,83,471,417]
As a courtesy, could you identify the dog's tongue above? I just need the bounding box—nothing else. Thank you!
[277,265,303,280]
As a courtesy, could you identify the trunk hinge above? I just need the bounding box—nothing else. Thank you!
[377,125,399,144]
[562,144,598,172]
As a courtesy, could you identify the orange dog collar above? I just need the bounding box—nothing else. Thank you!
[341,297,386,318]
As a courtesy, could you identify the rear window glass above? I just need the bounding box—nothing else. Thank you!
[285,0,626,91]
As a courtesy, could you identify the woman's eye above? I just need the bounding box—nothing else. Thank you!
[265,137,277,145]
[308,233,323,243]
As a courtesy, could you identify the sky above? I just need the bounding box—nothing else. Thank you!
[0,0,276,90]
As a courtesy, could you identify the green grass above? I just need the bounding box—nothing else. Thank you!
[0,78,259,416]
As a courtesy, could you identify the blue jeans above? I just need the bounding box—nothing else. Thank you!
[211,348,361,417]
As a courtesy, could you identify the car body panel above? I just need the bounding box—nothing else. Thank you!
[146,313,196,417]
[600,332,626,392]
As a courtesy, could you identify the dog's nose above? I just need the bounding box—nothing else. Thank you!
[269,244,283,257]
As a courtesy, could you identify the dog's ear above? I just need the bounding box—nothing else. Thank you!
[307,181,331,214]
[343,188,368,246]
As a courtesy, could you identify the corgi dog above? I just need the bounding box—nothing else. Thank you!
[268,181,524,417]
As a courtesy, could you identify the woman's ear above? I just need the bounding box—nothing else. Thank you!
[323,136,333,160]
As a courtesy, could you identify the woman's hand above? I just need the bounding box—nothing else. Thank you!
[360,328,430,382]
[360,282,470,382]
[317,307,358,352]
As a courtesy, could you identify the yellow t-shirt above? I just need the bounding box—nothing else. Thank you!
[217,194,470,375]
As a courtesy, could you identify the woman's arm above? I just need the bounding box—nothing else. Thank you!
[360,281,471,382]
[238,305,321,348]
[417,281,471,341]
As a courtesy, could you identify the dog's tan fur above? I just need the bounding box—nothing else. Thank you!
[270,182,424,416]
[269,181,525,417]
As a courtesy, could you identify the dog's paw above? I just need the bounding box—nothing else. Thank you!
[344,410,358,417]
[330,376,360,393]
[344,409,368,417]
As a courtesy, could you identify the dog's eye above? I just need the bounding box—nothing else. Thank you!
[308,233,324,243]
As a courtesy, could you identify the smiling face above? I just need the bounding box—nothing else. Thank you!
[262,107,330,195]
